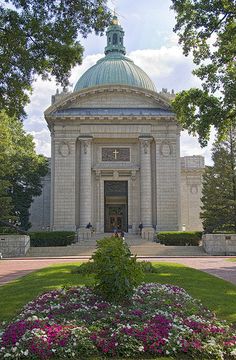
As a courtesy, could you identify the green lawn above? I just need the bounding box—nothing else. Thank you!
[0,262,236,325]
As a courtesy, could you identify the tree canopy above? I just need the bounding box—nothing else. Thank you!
[201,130,236,232]
[0,0,111,119]
[0,111,48,230]
[171,0,236,145]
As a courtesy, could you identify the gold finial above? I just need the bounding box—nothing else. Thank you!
[112,8,119,25]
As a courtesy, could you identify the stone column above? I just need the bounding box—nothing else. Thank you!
[79,137,93,231]
[50,129,55,230]
[95,170,101,233]
[139,136,154,240]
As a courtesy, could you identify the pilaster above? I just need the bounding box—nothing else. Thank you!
[79,136,93,228]
[139,136,154,239]
[53,136,77,231]
[155,125,181,231]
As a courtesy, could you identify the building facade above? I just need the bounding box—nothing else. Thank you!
[30,16,204,235]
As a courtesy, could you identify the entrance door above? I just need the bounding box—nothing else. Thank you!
[104,181,128,232]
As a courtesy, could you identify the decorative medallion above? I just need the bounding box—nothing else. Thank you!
[59,141,70,157]
[160,140,172,157]
[190,185,198,194]
[102,148,130,161]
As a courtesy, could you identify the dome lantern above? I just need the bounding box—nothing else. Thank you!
[104,15,126,56]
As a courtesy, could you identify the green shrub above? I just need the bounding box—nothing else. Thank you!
[71,261,97,275]
[72,260,158,275]
[30,231,76,247]
[92,237,143,303]
[157,231,202,246]
[139,261,159,273]
[0,227,18,235]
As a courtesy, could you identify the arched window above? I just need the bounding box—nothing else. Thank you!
[119,37,123,45]
[108,36,111,44]
[112,33,118,45]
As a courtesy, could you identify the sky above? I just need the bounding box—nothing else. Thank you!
[24,0,215,164]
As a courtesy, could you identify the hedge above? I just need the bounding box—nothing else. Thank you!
[30,231,76,247]
[157,231,202,246]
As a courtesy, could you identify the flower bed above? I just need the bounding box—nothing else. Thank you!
[0,283,236,359]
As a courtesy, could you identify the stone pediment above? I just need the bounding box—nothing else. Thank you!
[45,85,173,119]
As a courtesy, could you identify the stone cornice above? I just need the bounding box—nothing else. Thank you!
[46,115,176,127]
[181,168,205,175]
[45,84,173,120]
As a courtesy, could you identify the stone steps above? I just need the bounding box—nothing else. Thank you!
[26,238,207,257]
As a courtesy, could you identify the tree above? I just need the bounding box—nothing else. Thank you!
[171,0,236,145]
[0,120,13,221]
[0,0,111,119]
[0,111,48,230]
[201,130,236,232]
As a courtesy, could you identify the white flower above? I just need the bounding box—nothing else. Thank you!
[12,347,17,353]
[207,338,216,346]
[23,350,29,356]
[138,346,144,352]
[3,353,11,358]
[230,348,236,356]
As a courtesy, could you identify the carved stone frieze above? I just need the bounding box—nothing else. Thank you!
[95,170,101,180]
[139,137,153,154]
[79,137,93,154]
[102,147,130,161]
[131,170,137,181]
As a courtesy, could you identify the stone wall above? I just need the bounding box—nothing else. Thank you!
[180,156,205,231]
[29,161,51,231]
[203,234,236,255]
[0,235,30,257]
[29,154,205,232]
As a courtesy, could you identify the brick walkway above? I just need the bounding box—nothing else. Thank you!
[0,256,236,286]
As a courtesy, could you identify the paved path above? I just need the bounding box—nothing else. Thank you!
[0,256,236,286]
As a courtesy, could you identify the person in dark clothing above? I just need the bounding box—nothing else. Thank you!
[86,222,92,229]
[138,222,143,235]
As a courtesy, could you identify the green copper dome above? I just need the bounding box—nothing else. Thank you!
[74,16,156,92]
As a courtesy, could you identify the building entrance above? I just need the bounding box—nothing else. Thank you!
[104,181,128,232]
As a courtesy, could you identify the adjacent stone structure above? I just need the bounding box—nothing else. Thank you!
[30,16,205,235]
[181,156,205,231]
[203,234,236,255]
[0,235,30,257]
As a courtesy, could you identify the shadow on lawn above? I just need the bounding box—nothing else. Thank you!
[0,262,236,324]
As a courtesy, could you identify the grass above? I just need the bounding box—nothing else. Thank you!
[1,262,236,360]
[0,262,236,324]
[227,258,236,262]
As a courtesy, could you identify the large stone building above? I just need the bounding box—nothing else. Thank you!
[30,16,204,235]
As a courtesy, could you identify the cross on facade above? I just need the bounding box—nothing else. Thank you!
[113,149,119,159]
